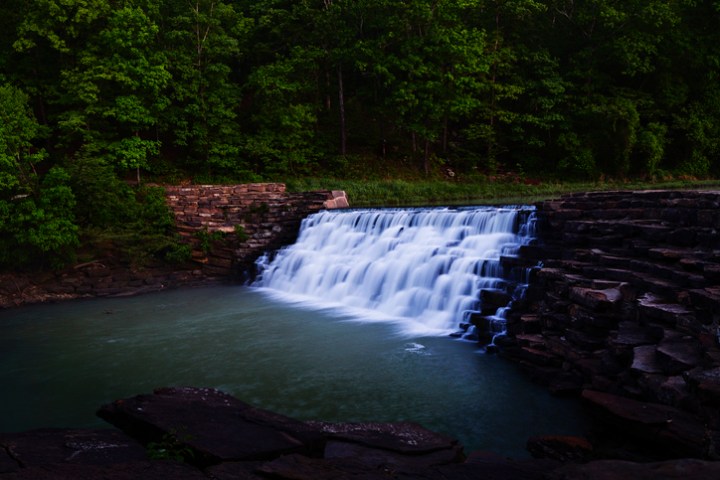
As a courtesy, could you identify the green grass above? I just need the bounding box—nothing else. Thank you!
[286,177,720,207]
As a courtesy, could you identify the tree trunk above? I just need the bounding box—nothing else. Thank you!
[442,115,448,153]
[424,138,430,175]
[338,66,346,156]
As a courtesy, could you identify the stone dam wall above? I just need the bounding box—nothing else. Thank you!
[165,184,348,278]
[502,189,720,459]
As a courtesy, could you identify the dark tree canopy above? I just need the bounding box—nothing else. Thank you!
[1,0,719,268]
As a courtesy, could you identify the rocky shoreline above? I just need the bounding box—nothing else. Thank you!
[0,263,221,310]
[2,387,719,479]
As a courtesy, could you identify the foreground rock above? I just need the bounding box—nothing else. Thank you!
[0,429,205,479]
[3,387,719,479]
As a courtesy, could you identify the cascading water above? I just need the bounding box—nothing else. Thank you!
[253,206,538,336]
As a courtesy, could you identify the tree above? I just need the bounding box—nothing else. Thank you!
[15,1,171,180]
[353,0,490,174]
[0,83,78,269]
[236,0,325,177]
[160,0,252,177]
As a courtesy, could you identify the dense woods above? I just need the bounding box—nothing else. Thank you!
[1,0,720,269]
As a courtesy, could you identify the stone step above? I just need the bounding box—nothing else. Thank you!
[637,293,696,325]
[656,338,703,374]
[688,287,720,313]
[610,321,664,347]
[580,266,685,301]
[627,260,707,288]
[514,333,546,348]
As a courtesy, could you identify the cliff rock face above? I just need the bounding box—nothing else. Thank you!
[504,190,720,459]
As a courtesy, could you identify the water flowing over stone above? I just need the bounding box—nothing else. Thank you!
[254,206,537,335]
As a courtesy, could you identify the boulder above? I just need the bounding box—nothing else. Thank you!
[0,429,147,469]
[569,286,622,311]
[526,435,593,462]
[656,339,702,374]
[305,420,461,456]
[631,345,663,374]
[0,461,208,480]
[97,387,465,471]
[97,387,324,465]
[0,428,206,480]
[550,458,720,480]
[611,322,663,347]
[581,390,708,458]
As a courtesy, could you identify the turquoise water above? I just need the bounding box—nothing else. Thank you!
[0,285,589,458]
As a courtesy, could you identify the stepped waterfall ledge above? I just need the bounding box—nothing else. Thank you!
[253,206,540,337]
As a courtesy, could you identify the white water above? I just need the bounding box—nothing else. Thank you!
[254,206,537,335]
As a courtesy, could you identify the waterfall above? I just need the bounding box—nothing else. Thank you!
[253,206,537,336]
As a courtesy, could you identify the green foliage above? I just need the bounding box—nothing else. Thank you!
[288,176,720,207]
[634,122,668,177]
[64,151,135,227]
[194,228,225,254]
[161,0,250,176]
[75,182,190,269]
[0,84,47,195]
[146,428,195,462]
[0,83,79,269]
[242,47,323,177]
[1,0,720,273]
[556,132,597,179]
[234,224,249,242]
[0,167,79,269]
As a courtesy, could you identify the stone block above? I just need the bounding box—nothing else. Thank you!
[581,389,708,458]
[632,346,663,374]
[569,286,622,311]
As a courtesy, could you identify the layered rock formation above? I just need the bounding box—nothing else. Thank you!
[502,190,720,460]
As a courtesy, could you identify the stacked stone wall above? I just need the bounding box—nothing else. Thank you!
[503,190,720,458]
[164,184,348,278]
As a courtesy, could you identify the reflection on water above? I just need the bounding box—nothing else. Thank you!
[0,285,588,458]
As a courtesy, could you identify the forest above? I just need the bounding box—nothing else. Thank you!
[1,0,720,269]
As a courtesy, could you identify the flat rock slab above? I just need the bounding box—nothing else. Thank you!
[302,420,462,456]
[255,452,555,480]
[0,429,147,471]
[526,435,593,462]
[631,345,663,374]
[581,390,707,457]
[0,428,205,479]
[97,387,463,469]
[569,286,622,311]
[637,293,695,324]
[657,339,702,373]
[611,322,663,347]
[323,440,461,469]
[0,460,207,480]
[97,387,321,464]
[685,367,720,402]
[550,458,720,480]
[256,453,397,480]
